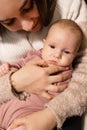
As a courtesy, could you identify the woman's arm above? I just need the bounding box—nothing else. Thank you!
[10,108,57,130]
[0,68,18,104]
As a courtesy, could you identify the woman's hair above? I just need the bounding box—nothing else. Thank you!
[35,0,57,26]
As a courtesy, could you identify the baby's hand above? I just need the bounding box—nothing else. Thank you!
[0,63,10,77]
[67,0,82,20]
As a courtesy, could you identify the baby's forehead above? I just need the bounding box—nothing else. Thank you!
[49,24,72,35]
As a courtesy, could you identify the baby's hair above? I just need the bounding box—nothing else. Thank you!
[49,19,84,48]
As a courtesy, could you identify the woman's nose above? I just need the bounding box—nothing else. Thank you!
[21,19,34,31]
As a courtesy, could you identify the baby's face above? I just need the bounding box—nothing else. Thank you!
[42,27,78,67]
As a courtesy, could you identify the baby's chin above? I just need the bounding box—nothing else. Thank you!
[47,62,68,68]
[45,60,68,67]
[45,60,58,66]
[47,63,59,67]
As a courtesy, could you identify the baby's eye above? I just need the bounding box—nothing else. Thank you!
[50,45,55,49]
[64,50,71,54]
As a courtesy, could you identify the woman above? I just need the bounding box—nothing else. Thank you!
[0,0,87,130]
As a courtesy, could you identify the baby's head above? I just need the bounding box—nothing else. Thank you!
[42,19,83,67]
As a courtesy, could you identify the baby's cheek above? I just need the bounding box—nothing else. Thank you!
[60,58,70,67]
[43,52,50,61]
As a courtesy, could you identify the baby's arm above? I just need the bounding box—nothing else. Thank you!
[0,63,10,77]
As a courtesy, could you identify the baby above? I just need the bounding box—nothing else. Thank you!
[0,19,83,130]
[0,19,83,75]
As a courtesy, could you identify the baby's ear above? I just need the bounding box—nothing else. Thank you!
[43,38,46,43]
[76,51,80,57]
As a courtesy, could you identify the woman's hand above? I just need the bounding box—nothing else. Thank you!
[11,60,72,99]
[10,108,57,130]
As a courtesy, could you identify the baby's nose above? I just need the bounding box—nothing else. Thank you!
[54,51,62,59]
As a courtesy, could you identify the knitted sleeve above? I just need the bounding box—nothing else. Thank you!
[0,68,27,104]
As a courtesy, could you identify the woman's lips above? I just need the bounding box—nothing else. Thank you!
[32,20,41,32]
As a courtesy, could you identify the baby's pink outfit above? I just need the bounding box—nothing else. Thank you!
[0,94,49,130]
[0,50,50,130]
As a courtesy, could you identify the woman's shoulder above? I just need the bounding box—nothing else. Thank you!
[52,0,87,23]
[52,0,73,22]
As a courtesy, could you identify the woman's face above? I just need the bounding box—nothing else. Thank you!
[0,0,42,32]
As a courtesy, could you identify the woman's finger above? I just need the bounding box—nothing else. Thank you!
[9,125,25,130]
[46,83,68,93]
[41,91,54,99]
[49,70,72,83]
[56,83,68,92]
[10,118,25,130]
[34,59,48,67]
[26,59,48,67]
[45,66,69,75]
[46,84,59,92]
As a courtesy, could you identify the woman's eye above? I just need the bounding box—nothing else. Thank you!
[64,50,70,54]
[1,19,15,26]
[50,45,55,49]
[22,0,34,13]
[22,8,30,13]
